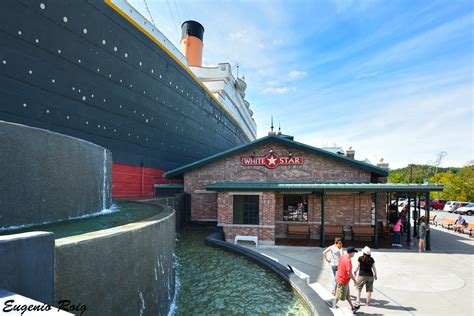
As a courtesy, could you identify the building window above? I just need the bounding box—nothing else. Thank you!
[283,194,308,222]
[233,195,259,225]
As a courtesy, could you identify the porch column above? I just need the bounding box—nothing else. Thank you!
[374,192,379,248]
[406,193,411,243]
[320,189,326,248]
[426,191,431,250]
[413,192,421,237]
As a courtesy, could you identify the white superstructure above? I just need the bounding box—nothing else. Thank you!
[190,64,257,140]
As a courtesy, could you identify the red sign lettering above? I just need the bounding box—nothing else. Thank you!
[241,153,304,169]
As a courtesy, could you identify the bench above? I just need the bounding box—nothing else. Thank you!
[352,226,375,241]
[440,218,456,229]
[323,225,344,240]
[287,224,310,238]
[234,235,258,246]
[460,223,474,237]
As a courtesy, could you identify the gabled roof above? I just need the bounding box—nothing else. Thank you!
[164,135,389,178]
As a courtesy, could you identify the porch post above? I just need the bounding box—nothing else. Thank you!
[320,189,326,248]
[413,192,418,237]
[426,191,431,250]
[374,192,379,248]
[406,193,411,243]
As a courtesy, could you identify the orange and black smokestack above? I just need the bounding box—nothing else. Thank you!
[180,21,204,67]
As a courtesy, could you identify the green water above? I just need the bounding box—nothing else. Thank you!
[172,231,311,315]
[0,201,163,239]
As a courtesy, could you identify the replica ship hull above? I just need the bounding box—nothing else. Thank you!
[0,0,251,196]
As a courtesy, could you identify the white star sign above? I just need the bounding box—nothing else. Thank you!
[267,155,277,166]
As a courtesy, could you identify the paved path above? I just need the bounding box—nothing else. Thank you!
[246,226,474,315]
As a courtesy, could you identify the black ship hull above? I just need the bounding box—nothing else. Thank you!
[0,0,250,196]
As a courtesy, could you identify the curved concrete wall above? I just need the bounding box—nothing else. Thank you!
[54,207,176,316]
[0,121,112,228]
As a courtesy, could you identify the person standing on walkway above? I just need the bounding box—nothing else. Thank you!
[392,217,403,247]
[418,216,429,252]
[323,237,343,295]
[335,246,360,314]
[354,246,377,306]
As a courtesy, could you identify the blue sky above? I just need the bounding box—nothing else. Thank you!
[129,0,473,168]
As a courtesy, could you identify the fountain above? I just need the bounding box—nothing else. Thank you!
[0,121,176,315]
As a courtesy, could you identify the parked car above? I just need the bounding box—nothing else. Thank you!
[443,201,456,212]
[455,203,474,216]
[448,202,470,213]
[421,199,447,210]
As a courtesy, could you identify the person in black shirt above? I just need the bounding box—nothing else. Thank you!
[354,246,378,307]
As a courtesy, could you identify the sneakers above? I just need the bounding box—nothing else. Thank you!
[352,305,360,314]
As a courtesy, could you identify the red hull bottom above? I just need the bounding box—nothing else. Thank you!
[112,163,181,197]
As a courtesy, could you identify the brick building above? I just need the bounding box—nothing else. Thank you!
[164,133,442,247]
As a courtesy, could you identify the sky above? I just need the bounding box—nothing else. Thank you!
[129,0,473,169]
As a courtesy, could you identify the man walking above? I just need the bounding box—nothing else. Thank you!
[335,246,360,314]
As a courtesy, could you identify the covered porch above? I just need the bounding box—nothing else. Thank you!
[207,182,444,249]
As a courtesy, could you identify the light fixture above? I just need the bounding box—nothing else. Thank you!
[288,151,293,158]
[269,149,274,154]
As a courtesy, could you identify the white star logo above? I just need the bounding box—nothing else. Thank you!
[267,155,277,165]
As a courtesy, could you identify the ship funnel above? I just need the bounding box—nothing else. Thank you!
[180,21,204,67]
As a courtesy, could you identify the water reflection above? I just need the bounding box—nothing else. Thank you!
[172,231,311,315]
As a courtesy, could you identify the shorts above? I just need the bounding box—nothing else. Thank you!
[419,235,426,241]
[335,282,350,301]
[356,275,374,292]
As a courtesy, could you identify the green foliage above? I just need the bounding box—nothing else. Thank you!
[389,162,473,201]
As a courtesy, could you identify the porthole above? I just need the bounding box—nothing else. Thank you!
[35,39,40,43]
[151,69,154,73]
[82,96,86,101]
[18,31,22,36]
[83,28,87,34]
[28,70,32,74]
[63,17,68,23]
[40,3,46,9]
[97,68,100,72]
[102,40,106,45]
[66,115,70,119]
[57,49,61,54]
[23,103,27,108]
[114,46,118,52]
[46,109,50,114]
[139,61,142,66]
[86,121,89,124]
[124,53,128,58]
[91,94,94,98]
[2,60,6,64]
[51,79,55,83]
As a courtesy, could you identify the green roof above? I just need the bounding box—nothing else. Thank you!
[164,135,389,178]
[206,182,444,192]
[153,184,184,189]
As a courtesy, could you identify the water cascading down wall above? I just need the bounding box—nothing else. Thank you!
[0,120,112,227]
[0,121,176,315]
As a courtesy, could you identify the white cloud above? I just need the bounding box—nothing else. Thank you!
[288,70,307,80]
[355,72,379,79]
[230,32,244,40]
[263,87,296,95]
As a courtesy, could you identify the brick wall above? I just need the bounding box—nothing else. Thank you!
[183,140,387,241]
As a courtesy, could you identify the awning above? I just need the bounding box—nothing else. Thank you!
[206,182,444,192]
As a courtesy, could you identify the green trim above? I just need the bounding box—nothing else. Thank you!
[164,135,389,178]
[206,182,444,192]
[153,184,184,189]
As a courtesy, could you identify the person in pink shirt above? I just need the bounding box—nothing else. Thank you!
[392,217,403,247]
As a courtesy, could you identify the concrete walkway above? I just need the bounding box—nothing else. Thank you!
[246,226,473,315]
